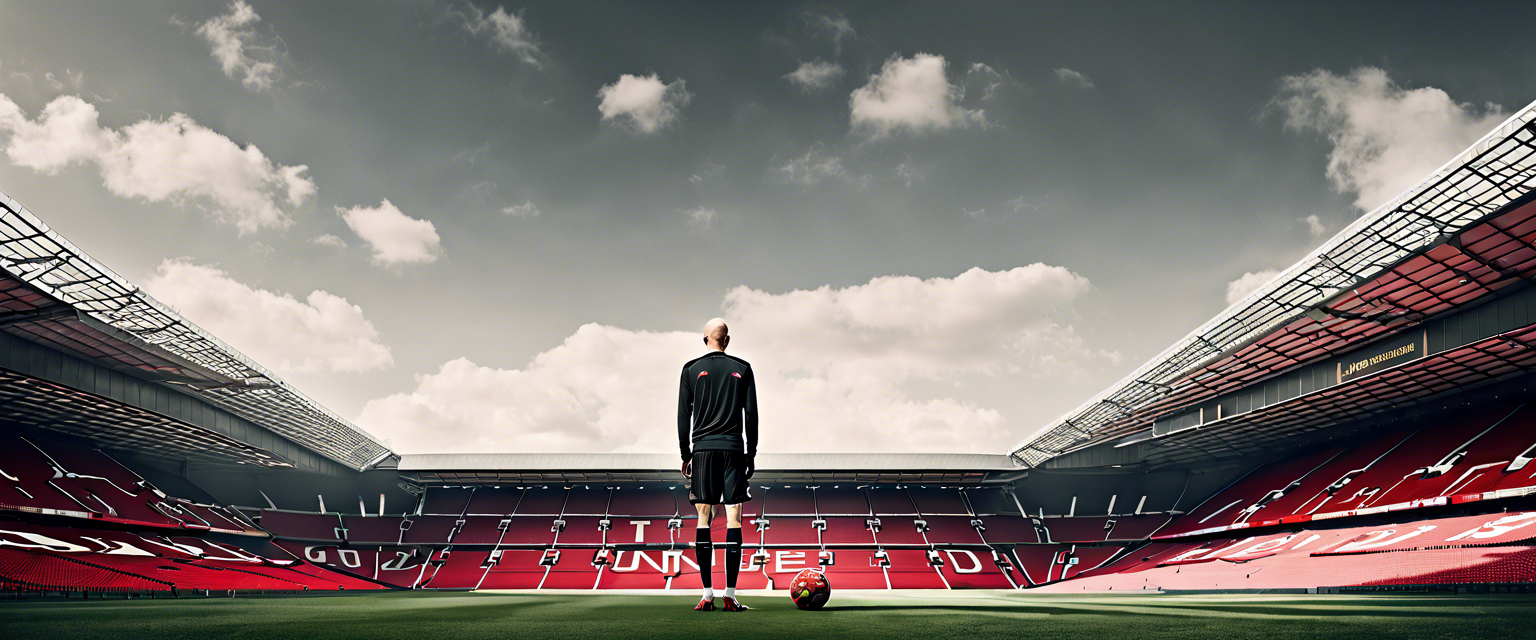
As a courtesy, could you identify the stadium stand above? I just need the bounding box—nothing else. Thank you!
[10,101,1536,597]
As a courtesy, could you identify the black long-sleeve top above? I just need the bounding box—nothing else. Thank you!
[677,351,758,462]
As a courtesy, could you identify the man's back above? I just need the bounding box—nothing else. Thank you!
[677,351,758,460]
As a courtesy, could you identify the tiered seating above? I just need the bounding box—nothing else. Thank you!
[976,515,1039,544]
[260,510,344,541]
[562,489,611,516]
[1044,517,1112,543]
[478,550,549,589]
[1035,510,1536,591]
[540,548,602,589]
[1160,404,1536,540]
[909,488,970,515]
[763,488,816,515]
[401,515,462,544]
[464,487,522,515]
[923,516,985,545]
[762,517,820,545]
[0,520,382,593]
[554,516,607,546]
[421,488,474,515]
[821,517,877,545]
[515,488,568,515]
[871,517,928,545]
[608,487,677,517]
[868,488,918,515]
[341,516,405,545]
[882,550,947,588]
[814,487,869,515]
[499,517,557,546]
[37,443,180,527]
[420,548,491,589]
[0,432,87,514]
[1160,445,1359,536]
[1104,514,1172,540]
[454,516,511,544]
[935,548,1017,589]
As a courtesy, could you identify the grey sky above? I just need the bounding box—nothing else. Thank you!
[1,1,1532,454]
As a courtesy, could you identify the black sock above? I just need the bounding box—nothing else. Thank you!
[695,527,713,590]
[725,527,742,589]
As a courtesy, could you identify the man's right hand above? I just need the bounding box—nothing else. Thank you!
[682,459,692,478]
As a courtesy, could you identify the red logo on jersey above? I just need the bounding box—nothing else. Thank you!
[698,371,708,377]
[731,372,741,378]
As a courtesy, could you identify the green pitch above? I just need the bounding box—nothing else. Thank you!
[4,591,1534,639]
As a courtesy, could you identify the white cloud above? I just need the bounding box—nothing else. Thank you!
[1053,68,1094,89]
[144,259,392,374]
[464,5,542,68]
[964,208,986,219]
[1225,269,1280,305]
[850,53,984,138]
[339,199,442,266]
[0,94,315,234]
[1275,67,1508,212]
[196,1,283,91]
[810,12,855,51]
[501,200,540,219]
[785,60,844,92]
[43,69,82,92]
[311,233,346,248]
[685,206,717,228]
[597,73,690,134]
[780,144,851,186]
[358,265,1119,454]
[1302,214,1326,237]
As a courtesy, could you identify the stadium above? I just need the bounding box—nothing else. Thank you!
[7,3,1536,638]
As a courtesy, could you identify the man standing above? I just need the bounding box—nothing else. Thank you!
[678,317,757,612]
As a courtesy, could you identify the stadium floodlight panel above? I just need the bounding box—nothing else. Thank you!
[0,192,392,471]
[1010,97,1536,468]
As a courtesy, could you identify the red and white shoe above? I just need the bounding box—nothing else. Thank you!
[694,598,716,611]
[720,596,751,612]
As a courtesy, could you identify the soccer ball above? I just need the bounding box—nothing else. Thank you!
[789,568,830,610]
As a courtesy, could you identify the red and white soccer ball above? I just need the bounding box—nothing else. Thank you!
[789,568,830,610]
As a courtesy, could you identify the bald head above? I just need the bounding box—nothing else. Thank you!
[704,317,730,351]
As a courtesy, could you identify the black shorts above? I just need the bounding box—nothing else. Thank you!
[686,450,752,505]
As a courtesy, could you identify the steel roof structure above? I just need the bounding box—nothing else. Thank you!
[1012,98,1536,467]
[0,192,392,471]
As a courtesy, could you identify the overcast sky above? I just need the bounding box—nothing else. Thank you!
[1,1,1532,456]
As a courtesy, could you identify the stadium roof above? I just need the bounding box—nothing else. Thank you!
[0,192,392,471]
[398,453,1024,485]
[1012,97,1536,468]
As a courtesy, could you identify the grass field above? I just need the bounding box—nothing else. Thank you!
[4,590,1533,639]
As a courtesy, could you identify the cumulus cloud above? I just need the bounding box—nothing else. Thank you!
[339,199,442,266]
[311,233,346,248]
[463,5,542,68]
[358,265,1119,454]
[1302,214,1326,237]
[1225,269,1280,305]
[850,53,984,138]
[1275,67,1508,212]
[597,73,690,134]
[0,94,314,233]
[1053,68,1094,89]
[502,200,540,219]
[196,1,284,91]
[785,60,844,92]
[144,259,392,374]
[780,144,851,186]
